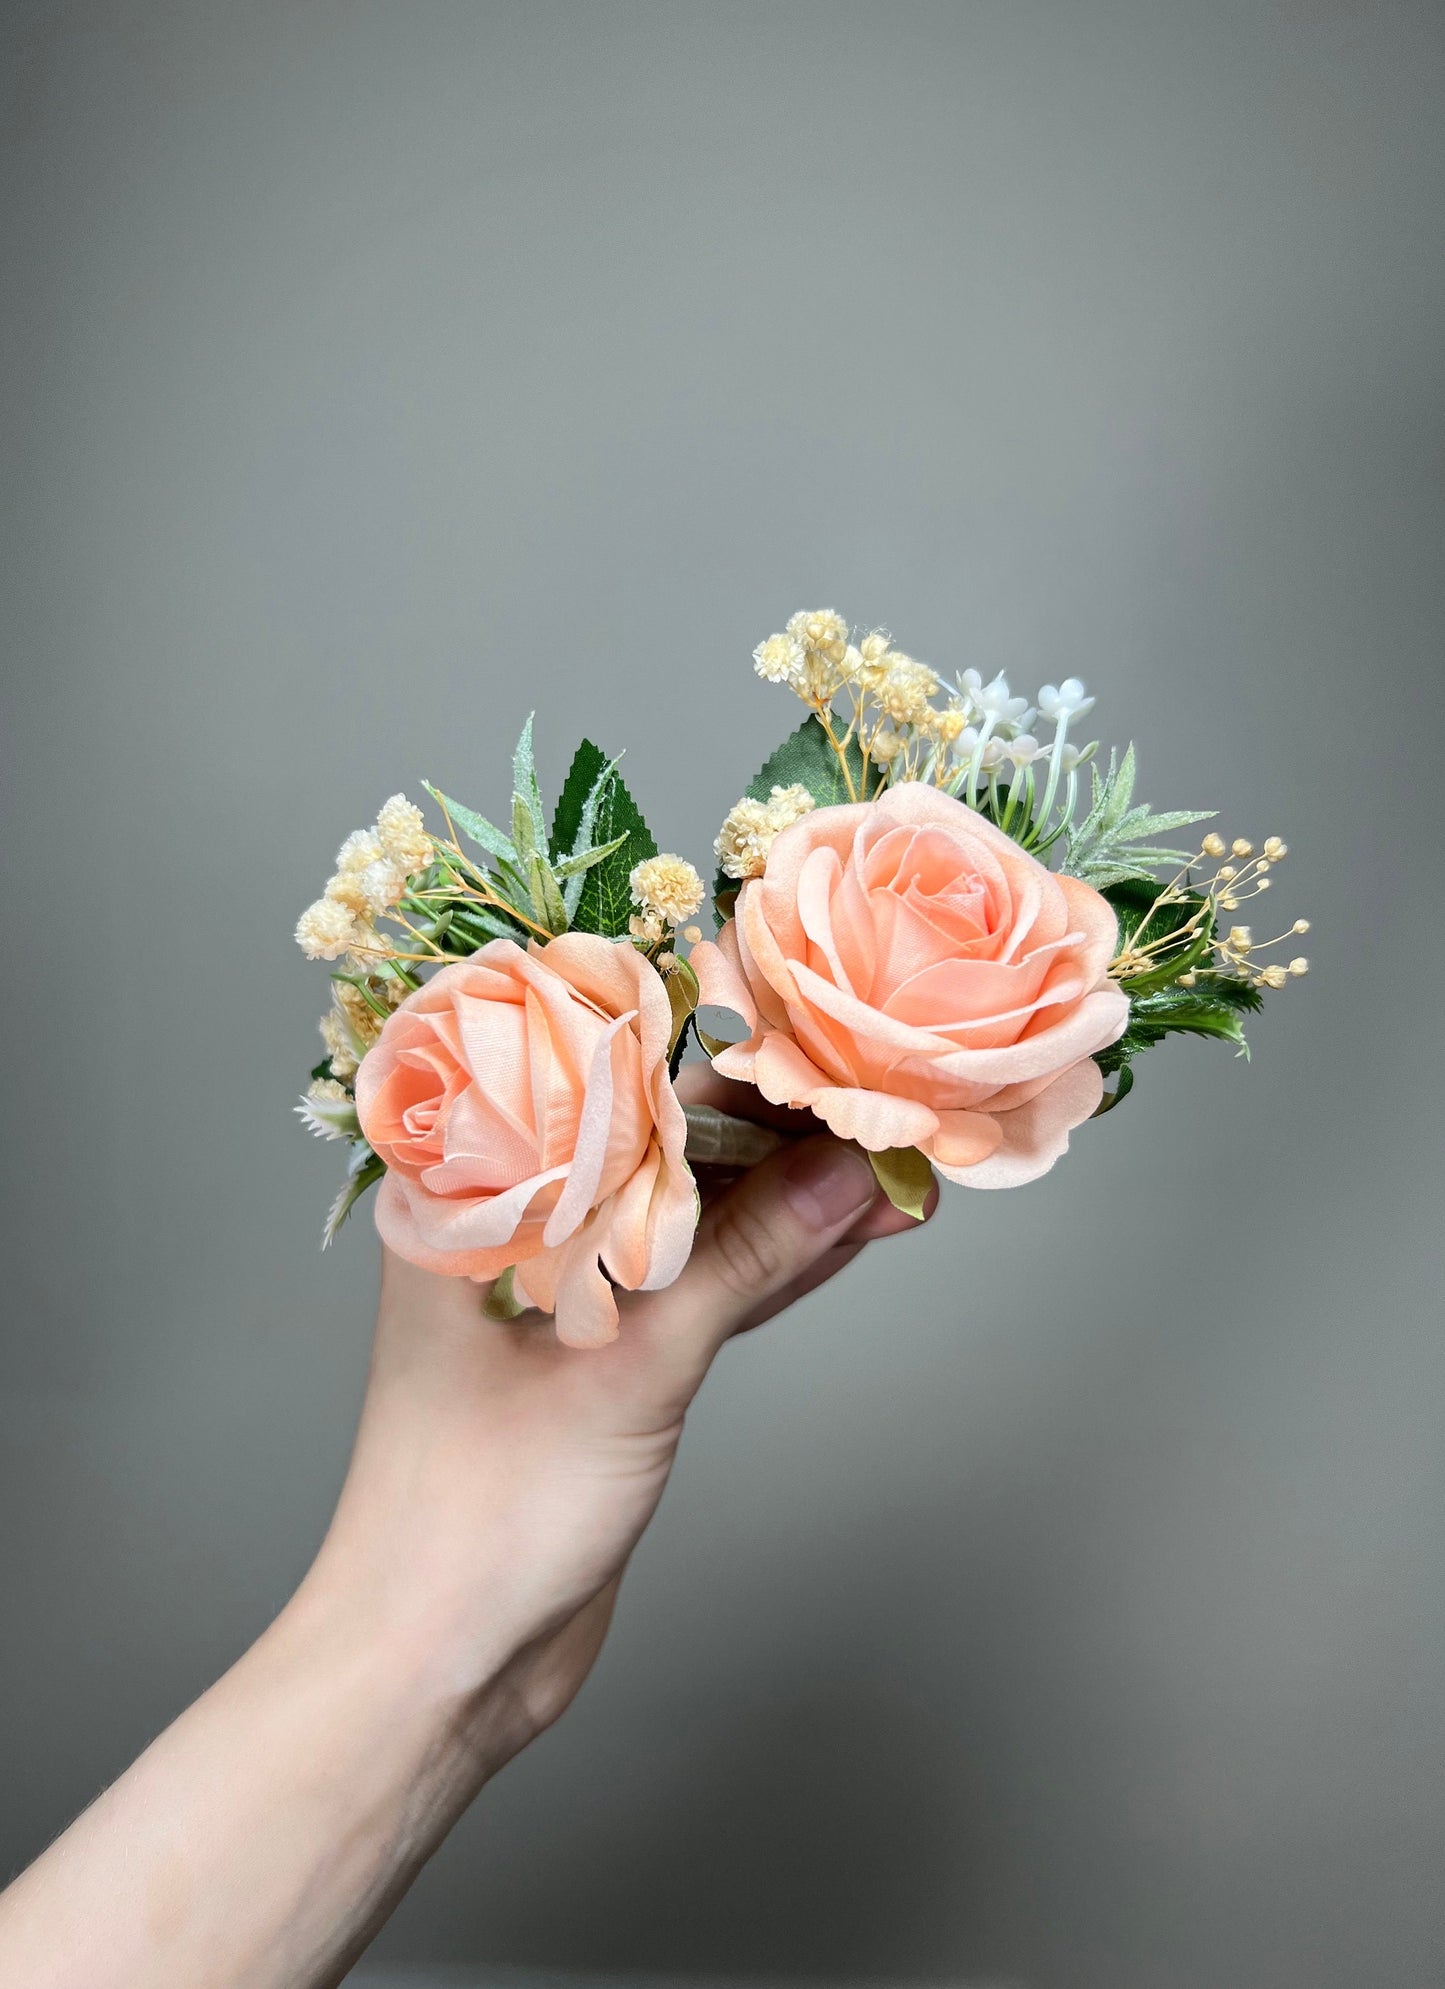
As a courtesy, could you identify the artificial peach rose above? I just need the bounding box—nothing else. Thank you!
[691,784,1129,1188]
[355,936,697,1347]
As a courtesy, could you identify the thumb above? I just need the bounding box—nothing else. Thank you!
[636,1133,880,1364]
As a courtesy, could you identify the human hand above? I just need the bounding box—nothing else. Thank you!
[303,1064,937,1756]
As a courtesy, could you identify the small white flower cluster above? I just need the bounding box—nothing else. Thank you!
[714,783,816,881]
[628,853,706,946]
[294,795,434,964]
[748,611,1099,814]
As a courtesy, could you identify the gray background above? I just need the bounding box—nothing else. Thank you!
[3,4,1443,1985]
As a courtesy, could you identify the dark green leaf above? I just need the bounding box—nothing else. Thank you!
[551,739,610,859]
[574,765,657,937]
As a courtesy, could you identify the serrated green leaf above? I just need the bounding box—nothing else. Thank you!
[574,765,656,937]
[866,1145,934,1221]
[744,712,880,809]
[423,782,517,864]
[551,739,608,858]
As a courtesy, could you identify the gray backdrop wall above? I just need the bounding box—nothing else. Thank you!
[3,5,1443,1986]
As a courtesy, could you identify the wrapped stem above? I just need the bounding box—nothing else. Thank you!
[682,1103,785,1168]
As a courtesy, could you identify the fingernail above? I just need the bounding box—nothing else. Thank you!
[782,1140,877,1230]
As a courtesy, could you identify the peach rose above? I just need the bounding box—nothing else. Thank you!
[355,936,697,1346]
[691,784,1129,1188]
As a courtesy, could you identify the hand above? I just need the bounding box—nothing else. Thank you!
[0,1069,937,1989]
[304,1065,938,1753]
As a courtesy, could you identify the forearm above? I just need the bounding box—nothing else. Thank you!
[0,1572,536,1989]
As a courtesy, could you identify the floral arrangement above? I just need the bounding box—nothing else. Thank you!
[295,611,1309,1345]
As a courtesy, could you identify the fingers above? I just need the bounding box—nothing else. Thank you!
[635,1134,880,1367]
[726,1241,866,1337]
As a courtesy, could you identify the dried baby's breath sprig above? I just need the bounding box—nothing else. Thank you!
[629,854,705,927]
[714,783,817,881]
[1107,831,1308,997]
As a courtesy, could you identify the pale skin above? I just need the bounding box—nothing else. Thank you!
[0,1070,936,1989]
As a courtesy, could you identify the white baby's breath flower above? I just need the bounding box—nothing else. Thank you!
[333,980,386,1047]
[786,609,850,665]
[753,633,806,685]
[375,794,432,875]
[335,829,383,874]
[715,797,777,880]
[629,853,705,925]
[319,1008,359,1078]
[877,656,940,725]
[1002,732,1043,766]
[1036,677,1095,723]
[295,897,359,960]
[765,783,816,830]
[357,857,408,915]
[345,922,388,969]
[324,870,372,918]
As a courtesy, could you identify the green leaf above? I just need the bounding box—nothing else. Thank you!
[511,791,538,869]
[482,1266,528,1320]
[444,903,530,950]
[574,764,657,937]
[744,712,880,810]
[511,714,546,854]
[423,783,516,864]
[1091,1059,1136,1114]
[528,851,569,933]
[1104,877,1214,995]
[664,958,700,1071]
[1062,744,1212,887]
[551,739,628,919]
[553,831,629,879]
[1095,987,1253,1076]
[321,1146,384,1249]
[865,1145,934,1221]
[551,739,609,858]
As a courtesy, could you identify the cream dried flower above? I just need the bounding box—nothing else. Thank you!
[628,910,665,945]
[753,633,806,686]
[335,829,383,874]
[877,656,939,725]
[324,870,372,918]
[765,783,816,830]
[375,794,432,875]
[629,853,705,925]
[295,897,360,960]
[356,856,408,915]
[319,1007,359,1078]
[786,609,850,665]
[714,786,818,881]
[714,797,775,881]
[334,980,385,1048]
